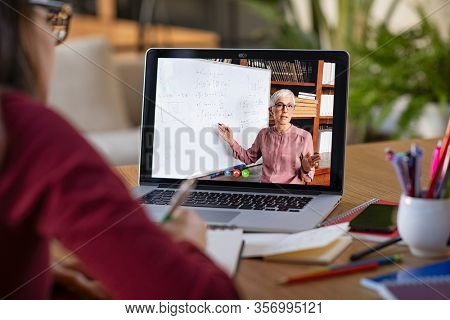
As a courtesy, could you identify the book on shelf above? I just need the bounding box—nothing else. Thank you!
[293,106,316,118]
[298,95,316,101]
[298,91,316,100]
[296,98,318,105]
[307,63,313,82]
[318,125,332,166]
[294,60,306,82]
[361,258,450,299]
[248,60,315,83]
[320,94,334,116]
[242,223,351,265]
[322,62,336,85]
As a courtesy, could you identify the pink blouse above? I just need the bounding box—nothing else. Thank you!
[231,125,315,184]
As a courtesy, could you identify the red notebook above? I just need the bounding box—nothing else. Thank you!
[320,198,400,242]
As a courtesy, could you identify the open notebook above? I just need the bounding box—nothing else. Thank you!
[242,223,351,265]
[206,228,244,277]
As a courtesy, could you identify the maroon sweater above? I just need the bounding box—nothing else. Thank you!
[0,91,238,299]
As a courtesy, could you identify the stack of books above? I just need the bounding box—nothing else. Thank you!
[293,92,317,118]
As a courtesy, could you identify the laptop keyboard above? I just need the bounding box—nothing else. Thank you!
[142,189,313,212]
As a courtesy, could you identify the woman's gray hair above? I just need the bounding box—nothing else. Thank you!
[269,89,296,107]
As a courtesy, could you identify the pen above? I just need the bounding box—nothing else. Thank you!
[210,171,224,179]
[278,255,401,285]
[439,118,450,161]
[435,148,450,198]
[427,130,450,198]
[350,237,402,261]
[430,140,442,179]
[385,150,408,194]
[160,179,197,223]
[414,145,423,197]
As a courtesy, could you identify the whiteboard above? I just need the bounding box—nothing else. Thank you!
[152,58,271,179]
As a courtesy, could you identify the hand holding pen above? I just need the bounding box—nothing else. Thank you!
[159,179,207,250]
[160,179,197,223]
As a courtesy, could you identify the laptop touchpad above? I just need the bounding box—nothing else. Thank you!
[196,209,240,223]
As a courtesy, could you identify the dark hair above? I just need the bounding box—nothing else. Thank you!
[0,0,37,96]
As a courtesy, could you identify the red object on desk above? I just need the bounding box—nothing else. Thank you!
[279,263,379,285]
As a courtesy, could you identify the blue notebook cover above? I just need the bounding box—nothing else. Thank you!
[361,258,450,291]
[377,278,450,299]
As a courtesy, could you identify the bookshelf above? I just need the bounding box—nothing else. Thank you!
[215,58,334,185]
[242,59,334,154]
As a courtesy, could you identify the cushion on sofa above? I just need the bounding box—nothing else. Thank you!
[85,128,140,165]
[48,37,131,132]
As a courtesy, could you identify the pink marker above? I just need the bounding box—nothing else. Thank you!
[430,140,442,179]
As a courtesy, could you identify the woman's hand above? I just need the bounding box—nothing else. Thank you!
[161,208,207,251]
[218,123,234,146]
[300,152,321,173]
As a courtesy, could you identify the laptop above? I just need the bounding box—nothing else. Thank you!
[133,49,349,233]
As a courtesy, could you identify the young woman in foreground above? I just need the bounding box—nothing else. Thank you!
[0,0,238,299]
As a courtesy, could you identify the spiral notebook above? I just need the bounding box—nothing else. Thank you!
[320,198,399,242]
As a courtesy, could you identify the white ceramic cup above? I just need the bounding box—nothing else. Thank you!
[397,194,450,258]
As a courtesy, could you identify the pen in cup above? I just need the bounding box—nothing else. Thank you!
[385,148,408,194]
[160,179,197,223]
[430,140,442,179]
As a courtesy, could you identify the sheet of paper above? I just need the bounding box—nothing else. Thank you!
[206,229,244,277]
[242,223,349,258]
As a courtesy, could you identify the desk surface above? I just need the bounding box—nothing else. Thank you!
[115,138,448,299]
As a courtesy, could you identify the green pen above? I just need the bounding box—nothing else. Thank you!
[160,178,197,223]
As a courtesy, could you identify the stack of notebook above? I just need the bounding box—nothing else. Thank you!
[321,198,400,242]
[361,259,450,299]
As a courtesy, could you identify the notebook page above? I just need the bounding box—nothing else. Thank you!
[206,229,244,277]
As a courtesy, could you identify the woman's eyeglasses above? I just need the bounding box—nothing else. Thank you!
[29,0,72,45]
[274,102,295,111]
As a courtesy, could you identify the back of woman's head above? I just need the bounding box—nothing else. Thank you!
[0,0,37,96]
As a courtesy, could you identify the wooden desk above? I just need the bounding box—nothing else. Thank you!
[115,138,447,299]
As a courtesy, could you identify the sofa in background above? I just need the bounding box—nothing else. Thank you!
[48,37,144,165]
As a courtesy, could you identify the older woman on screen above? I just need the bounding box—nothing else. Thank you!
[218,89,320,184]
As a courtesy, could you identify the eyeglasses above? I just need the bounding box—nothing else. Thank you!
[274,102,295,111]
[29,0,72,45]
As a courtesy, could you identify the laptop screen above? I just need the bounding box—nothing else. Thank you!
[140,50,348,193]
